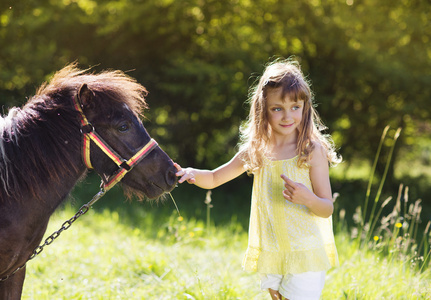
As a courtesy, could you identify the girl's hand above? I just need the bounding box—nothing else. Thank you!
[281,174,314,206]
[174,163,196,184]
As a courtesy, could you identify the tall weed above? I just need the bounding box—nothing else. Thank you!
[341,126,431,272]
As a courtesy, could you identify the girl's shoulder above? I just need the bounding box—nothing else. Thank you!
[310,137,342,167]
[310,139,326,154]
[309,140,329,167]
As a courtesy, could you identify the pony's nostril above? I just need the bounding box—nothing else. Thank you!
[166,167,177,186]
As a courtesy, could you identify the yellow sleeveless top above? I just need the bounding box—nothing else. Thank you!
[242,156,339,274]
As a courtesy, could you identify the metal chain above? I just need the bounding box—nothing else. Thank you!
[0,188,106,282]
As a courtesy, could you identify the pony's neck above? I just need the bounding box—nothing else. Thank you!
[0,96,86,204]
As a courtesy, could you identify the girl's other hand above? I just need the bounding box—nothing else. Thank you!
[174,162,196,184]
[281,173,334,218]
[281,174,313,206]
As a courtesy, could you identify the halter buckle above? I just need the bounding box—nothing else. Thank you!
[120,161,131,171]
[80,124,94,134]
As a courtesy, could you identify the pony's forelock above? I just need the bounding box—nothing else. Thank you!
[36,63,148,116]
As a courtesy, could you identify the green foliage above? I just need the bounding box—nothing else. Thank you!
[1,0,430,173]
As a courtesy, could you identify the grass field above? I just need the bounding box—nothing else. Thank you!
[21,200,430,300]
[21,128,431,299]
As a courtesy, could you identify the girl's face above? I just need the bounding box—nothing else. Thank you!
[266,87,304,139]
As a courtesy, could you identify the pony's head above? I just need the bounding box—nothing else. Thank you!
[75,81,177,199]
[29,63,178,200]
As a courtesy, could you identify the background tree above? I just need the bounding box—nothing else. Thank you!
[1,0,430,197]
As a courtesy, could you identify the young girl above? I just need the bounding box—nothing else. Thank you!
[175,59,341,300]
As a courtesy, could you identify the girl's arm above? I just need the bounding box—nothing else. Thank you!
[281,144,334,218]
[175,152,246,190]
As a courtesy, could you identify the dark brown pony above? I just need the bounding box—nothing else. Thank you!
[0,64,177,299]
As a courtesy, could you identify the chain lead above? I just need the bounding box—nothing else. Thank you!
[0,187,106,282]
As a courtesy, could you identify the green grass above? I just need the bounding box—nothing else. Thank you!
[20,126,431,299]
[21,201,430,300]
[22,205,262,300]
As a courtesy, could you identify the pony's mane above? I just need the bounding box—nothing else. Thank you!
[34,63,148,116]
[0,64,148,202]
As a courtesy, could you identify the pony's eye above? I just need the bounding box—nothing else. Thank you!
[118,124,129,132]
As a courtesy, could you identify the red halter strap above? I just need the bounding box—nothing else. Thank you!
[73,94,157,191]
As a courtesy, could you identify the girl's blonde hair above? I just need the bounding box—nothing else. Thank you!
[239,59,341,172]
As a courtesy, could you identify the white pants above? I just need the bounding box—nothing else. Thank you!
[261,271,326,300]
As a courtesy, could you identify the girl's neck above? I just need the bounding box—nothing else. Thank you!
[268,131,299,160]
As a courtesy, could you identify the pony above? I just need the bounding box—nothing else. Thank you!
[0,64,177,299]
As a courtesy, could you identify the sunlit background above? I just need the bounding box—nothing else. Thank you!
[2,1,431,298]
[2,0,430,214]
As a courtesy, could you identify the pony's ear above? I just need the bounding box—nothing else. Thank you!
[78,84,96,109]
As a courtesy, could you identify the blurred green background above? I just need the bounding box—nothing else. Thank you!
[1,0,430,224]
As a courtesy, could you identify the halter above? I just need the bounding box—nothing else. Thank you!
[72,94,158,191]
